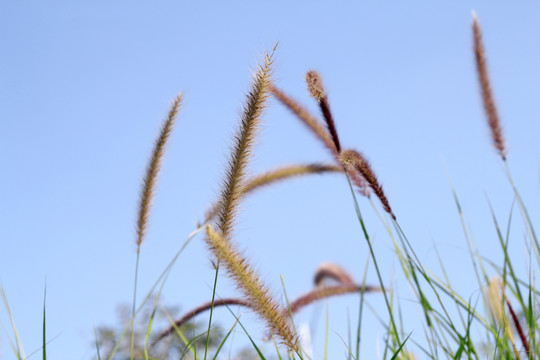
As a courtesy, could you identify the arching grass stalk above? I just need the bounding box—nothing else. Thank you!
[202,163,341,225]
[343,172,401,348]
[154,263,379,348]
[355,255,370,360]
[131,93,183,359]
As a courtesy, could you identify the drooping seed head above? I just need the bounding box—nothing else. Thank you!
[339,149,396,220]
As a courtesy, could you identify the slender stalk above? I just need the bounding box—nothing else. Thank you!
[344,173,401,347]
[131,93,183,359]
[202,163,341,225]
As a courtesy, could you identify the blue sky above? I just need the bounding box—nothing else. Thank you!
[1,1,540,359]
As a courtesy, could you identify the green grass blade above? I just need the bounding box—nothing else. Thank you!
[1,287,25,359]
[212,318,239,360]
[161,306,202,360]
[336,332,357,360]
[355,255,370,360]
[344,173,400,347]
[204,264,220,360]
[390,332,412,360]
[42,285,47,360]
[224,305,267,360]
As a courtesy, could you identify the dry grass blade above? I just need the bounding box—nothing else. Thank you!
[472,12,507,160]
[206,225,299,351]
[340,149,395,220]
[135,93,183,252]
[201,163,342,224]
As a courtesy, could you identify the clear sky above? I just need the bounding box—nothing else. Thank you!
[1,1,540,359]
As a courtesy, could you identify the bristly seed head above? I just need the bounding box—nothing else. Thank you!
[136,93,183,252]
[306,71,326,101]
[340,149,396,220]
[305,70,342,153]
[472,12,507,161]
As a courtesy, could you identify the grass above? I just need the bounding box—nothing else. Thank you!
[2,12,539,360]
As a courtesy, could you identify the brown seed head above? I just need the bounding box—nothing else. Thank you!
[136,93,183,251]
[305,70,342,153]
[340,149,396,220]
[472,12,507,161]
[305,70,325,100]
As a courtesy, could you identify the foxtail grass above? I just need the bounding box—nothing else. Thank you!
[204,48,299,352]
[135,93,183,252]
[214,51,273,239]
[271,83,370,196]
[340,149,395,220]
[131,93,183,359]
[305,70,341,153]
[472,12,507,161]
[205,225,299,351]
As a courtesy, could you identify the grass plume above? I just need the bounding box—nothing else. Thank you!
[136,93,183,251]
[340,149,395,219]
[215,50,274,239]
[306,70,342,153]
[205,224,299,351]
[131,93,182,358]
[472,12,507,161]
[204,48,299,351]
